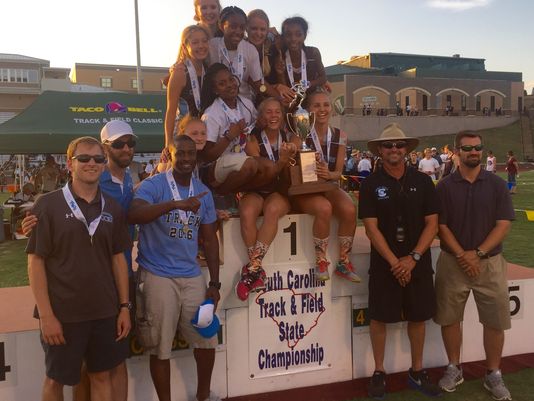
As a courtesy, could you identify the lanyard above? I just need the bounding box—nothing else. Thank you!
[62,184,105,245]
[217,97,247,153]
[310,127,332,164]
[260,130,282,161]
[220,39,244,81]
[166,170,195,226]
[285,49,309,89]
[185,59,204,112]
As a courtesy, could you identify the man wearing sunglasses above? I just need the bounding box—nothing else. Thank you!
[359,123,441,398]
[26,136,132,401]
[435,131,514,400]
[22,120,139,401]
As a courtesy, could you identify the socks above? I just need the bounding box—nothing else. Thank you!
[248,241,269,272]
[313,236,329,264]
[338,236,354,264]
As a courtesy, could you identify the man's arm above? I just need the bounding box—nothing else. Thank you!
[395,214,437,280]
[362,218,400,268]
[200,222,221,310]
[128,193,207,225]
[438,223,480,277]
[476,220,511,255]
[111,253,131,341]
[28,254,65,345]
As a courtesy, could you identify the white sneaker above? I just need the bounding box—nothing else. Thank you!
[196,391,222,401]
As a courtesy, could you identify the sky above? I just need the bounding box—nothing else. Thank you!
[2,0,533,92]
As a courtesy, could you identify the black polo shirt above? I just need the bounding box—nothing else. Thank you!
[358,167,439,275]
[436,169,514,256]
[26,184,132,323]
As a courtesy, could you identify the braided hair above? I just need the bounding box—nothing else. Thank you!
[200,63,233,113]
[217,6,247,37]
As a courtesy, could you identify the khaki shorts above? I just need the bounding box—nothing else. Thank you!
[136,269,218,359]
[434,251,511,330]
[214,152,250,184]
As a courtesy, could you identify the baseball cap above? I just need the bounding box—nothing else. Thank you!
[191,299,220,339]
[431,147,437,151]
[100,120,137,143]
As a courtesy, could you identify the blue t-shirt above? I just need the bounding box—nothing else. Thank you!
[99,169,135,274]
[134,173,217,278]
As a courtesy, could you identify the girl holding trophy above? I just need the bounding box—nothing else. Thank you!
[236,97,300,301]
[292,90,361,283]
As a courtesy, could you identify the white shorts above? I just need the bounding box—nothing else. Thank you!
[214,152,250,184]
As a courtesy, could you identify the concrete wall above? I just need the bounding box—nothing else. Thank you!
[331,115,519,141]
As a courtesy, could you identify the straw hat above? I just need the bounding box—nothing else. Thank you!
[367,123,419,155]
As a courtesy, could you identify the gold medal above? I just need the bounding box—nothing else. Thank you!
[182,223,191,236]
[234,144,242,153]
[259,84,267,93]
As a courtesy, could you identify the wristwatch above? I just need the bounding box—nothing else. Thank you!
[409,251,422,262]
[120,301,133,310]
[223,130,232,141]
[209,281,221,290]
[476,248,489,259]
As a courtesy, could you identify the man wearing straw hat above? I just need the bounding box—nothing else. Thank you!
[434,131,514,400]
[359,123,441,398]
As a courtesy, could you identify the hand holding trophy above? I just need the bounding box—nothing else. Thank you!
[285,82,337,196]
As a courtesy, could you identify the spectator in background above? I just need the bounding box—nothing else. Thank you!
[407,151,419,169]
[129,160,147,185]
[505,150,519,194]
[35,155,60,193]
[145,159,155,175]
[357,152,372,179]
[419,148,440,180]
[486,150,497,174]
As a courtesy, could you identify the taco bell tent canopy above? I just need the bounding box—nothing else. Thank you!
[0,91,167,154]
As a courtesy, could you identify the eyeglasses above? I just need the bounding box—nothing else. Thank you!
[109,139,136,149]
[381,141,407,149]
[459,144,483,152]
[71,154,107,164]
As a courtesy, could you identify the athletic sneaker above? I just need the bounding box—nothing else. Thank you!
[334,260,361,282]
[484,369,512,400]
[408,368,442,397]
[235,265,265,301]
[195,391,221,401]
[368,370,386,399]
[439,364,464,392]
[315,260,330,281]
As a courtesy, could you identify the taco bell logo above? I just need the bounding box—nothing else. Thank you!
[105,102,127,113]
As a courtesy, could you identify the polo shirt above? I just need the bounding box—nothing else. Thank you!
[26,184,132,323]
[358,167,439,275]
[134,173,217,278]
[100,169,135,274]
[436,169,514,256]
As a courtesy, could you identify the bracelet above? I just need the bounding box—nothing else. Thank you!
[222,130,232,141]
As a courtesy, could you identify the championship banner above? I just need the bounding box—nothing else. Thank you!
[248,262,332,378]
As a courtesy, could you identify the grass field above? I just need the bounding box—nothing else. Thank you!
[347,368,534,401]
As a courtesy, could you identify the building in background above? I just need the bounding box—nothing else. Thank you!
[327,52,524,117]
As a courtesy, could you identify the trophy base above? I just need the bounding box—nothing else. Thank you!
[287,180,338,196]
[287,164,337,196]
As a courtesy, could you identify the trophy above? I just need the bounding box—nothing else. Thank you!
[286,82,337,196]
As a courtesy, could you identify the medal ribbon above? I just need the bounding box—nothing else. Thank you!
[62,185,105,244]
[166,170,195,225]
[309,127,332,164]
[220,39,244,81]
[185,59,204,112]
[260,130,282,162]
[285,49,309,89]
[217,98,247,153]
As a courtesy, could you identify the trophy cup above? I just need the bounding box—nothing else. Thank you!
[286,83,337,196]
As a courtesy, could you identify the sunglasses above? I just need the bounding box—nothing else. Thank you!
[72,154,107,164]
[381,141,407,149]
[109,139,136,149]
[459,144,483,152]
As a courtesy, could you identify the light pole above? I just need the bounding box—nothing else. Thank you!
[134,0,142,94]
